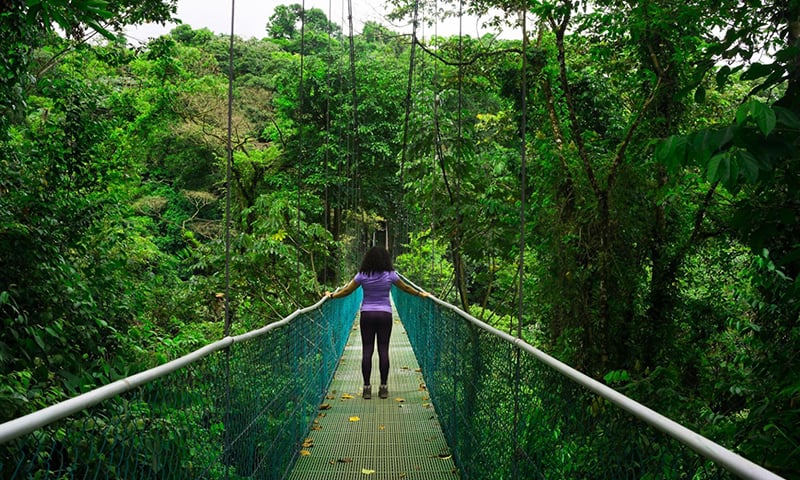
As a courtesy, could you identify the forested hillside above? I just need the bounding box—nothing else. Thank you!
[1,0,798,476]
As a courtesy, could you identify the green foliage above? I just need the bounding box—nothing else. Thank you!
[395,229,454,300]
[1,2,798,477]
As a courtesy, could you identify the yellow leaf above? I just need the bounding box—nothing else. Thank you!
[349,416,360,422]
[361,468,376,475]
[378,425,385,431]
[320,404,332,410]
[271,229,288,242]
[342,393,354,399]
[299,450,311,456]
[394,398,405,403]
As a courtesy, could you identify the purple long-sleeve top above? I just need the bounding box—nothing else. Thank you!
[354,270,399,313]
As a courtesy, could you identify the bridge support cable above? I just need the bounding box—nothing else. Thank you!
[224,0,235,339]
[393,285,785,480]
[346,0,360,215]
[224,2,236,477]
[512,10,529,480]
[399,0,420,180]
[296,0,308,302]
[431,0,440,296]
[322,0,334,284]
[0,294,362,479]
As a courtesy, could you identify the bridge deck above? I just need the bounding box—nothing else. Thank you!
[289,309,459,480]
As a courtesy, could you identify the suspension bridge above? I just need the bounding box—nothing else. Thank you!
[0,282,783,479]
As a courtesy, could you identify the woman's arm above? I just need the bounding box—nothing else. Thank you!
[393,278,429,297]
[326,279,360,299]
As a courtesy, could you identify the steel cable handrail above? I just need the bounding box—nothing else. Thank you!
[395,275,784,480]
[0,298,330,445]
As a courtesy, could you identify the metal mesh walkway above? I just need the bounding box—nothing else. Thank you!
[289,308,459,480]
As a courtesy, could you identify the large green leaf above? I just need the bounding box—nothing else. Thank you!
[655,135,688,172]
[735,150,760,183]
[736,100,776,136]
[707,151,730,184]
[740,62,774,81]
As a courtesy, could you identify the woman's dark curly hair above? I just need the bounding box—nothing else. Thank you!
[359,246,394,275]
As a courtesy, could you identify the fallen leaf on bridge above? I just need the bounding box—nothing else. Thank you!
[361,468,376,475]
[320,403,332,410]
[349,416,360,422]
[342,393,354,399]
[299,450,311,456]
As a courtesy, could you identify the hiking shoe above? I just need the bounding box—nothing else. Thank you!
[378,385,388,399]
[363,385,372,400]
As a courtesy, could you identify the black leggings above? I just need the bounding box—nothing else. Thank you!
[359,310,393,386]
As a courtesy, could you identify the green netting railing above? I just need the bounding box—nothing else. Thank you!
[0,290,361,480]
[392,285,783,480]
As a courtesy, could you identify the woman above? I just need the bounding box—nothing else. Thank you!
[326,247,428,399]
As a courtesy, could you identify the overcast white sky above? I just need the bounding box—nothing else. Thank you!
[124,0,515,45]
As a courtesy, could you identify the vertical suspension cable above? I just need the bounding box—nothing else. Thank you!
[397,0,420,275]
[513,10,529,480]
[341,0,357,271]
[517,17,528,342]
[451,0,468,311]
[346,0,360,251]
[431,0,439,294]
[399,0,420,180]
[457,0,463,169]
[296,0,307,302]
[323,0,333,284]
[334,0,347,275]
[223,2,236,478]
[224,0,235,338]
